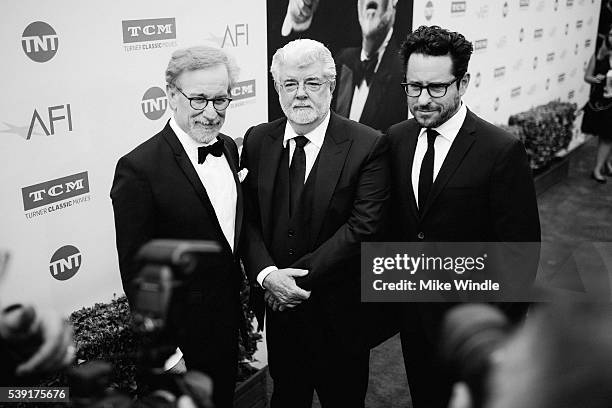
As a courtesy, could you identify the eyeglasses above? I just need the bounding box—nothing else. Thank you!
[175,87,232,111]
[400,77,458,98]
[277,79,331,93]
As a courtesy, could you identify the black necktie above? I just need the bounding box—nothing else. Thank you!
[354,53,378,86]
[197,138,224,164]
[289,135,309,215]
[418,129,438,212]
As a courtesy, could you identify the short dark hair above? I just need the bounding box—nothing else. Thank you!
[400,25,473,81]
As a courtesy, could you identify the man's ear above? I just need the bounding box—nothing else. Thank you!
[166,84,178,111]
[459,73,470,97]
[329,80,336,93]
[273,81,281,95]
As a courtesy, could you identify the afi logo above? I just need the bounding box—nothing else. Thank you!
[519,28,525,42]
[22,172,89,211]
[49,245,81,281]
[533,56,538,70]
[27,104,73,140]
[554,0,559,10]
[494,97,500,111]
[424,0,434,20]
[230,80,256,101]
[141,87,168,120]
[502,1,509,17]
[22,21,58,63]
[451,1,466,14]
[223,24,249,47]
[122,18,176,43]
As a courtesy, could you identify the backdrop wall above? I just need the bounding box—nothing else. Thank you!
[0,0,268,315]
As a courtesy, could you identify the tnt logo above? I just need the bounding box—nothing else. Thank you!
[49,245,81,281]
[22,21,58,63]
[223,24,249,47]
[230,80,256,101]
[141,87,167,120]
[22,172,89,211]
[27,104,73,140]
[424,0,434,20]
[451,1,466,15]
[122,18,176,43]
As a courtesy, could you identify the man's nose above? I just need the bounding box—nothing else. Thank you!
[295,83,309,98]
[201,103,218,119]
[416,88,432,106]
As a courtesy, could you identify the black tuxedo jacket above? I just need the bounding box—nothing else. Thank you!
[333,38,407,132]
[110,122,243,366]
[240,112,389,350]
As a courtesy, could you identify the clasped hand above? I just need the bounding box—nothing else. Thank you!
[262,268,311,312]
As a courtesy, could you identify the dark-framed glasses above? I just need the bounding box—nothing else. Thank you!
[175,87,232,111]
[278,79,331,93]
[401,77,458,98]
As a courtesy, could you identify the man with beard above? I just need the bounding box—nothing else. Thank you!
[333,0,407,131]
[240,39,389,408]
[386,26,540,408]
[111,46,243,408]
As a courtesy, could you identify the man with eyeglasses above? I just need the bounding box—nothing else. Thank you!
[110,46,242,408]
[240,39,389,407]
[386,26,540,408]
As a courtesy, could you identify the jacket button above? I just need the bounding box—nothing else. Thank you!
[288,229,295,237]
[417,232,425,240]
[288,249,295,255]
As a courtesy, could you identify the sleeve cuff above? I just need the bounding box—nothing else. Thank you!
[257,266,277,287]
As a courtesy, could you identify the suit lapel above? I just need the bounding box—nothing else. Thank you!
[420,110,477,219]
[162,124,230,251]
[402,122,420,220]
[222,139,242,254]
[311,113,352,244]
[258,121,285,243]
[336,63,354,117]
[360,40,398,126]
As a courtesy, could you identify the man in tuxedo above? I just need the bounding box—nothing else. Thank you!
[241,39,389,408]
[333,0,407,131]
[110,46,243,408]
[386,26,540,408]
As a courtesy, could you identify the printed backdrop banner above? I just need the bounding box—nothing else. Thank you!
[412,0,601,150]
[0,0,267,315]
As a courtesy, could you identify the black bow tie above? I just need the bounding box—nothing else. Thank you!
[198,138,224,164]
[354,53,378,86]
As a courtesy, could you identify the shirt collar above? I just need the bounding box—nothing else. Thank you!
[418,102,467,143]
[170,116,220,161]
[360,27,393,70]
[282,111,331,149]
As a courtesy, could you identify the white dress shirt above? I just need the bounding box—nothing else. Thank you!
[170,117,237,251]
[256,112,332,287]
[349,28,394,122]
[411,102,468,207]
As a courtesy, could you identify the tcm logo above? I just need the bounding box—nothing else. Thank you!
[474,39,488,51]
[546,52,555,62]
[450,1,466,15]
[576,20,583,29]
[558,73,565,83]
[122,18,176,43]
[520,0,529,8]
[511,87,522,98]
[230,80,256,101]
[22,172,89,211]
[534,28,543,39]
[585,39,591,48]
[502,1,509,17]
[141,87,167,120]
[424,0,434,20]
[27,104,73,140]
[494,66,506,78]
[22,21,58,63]
[49,245,81,281]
